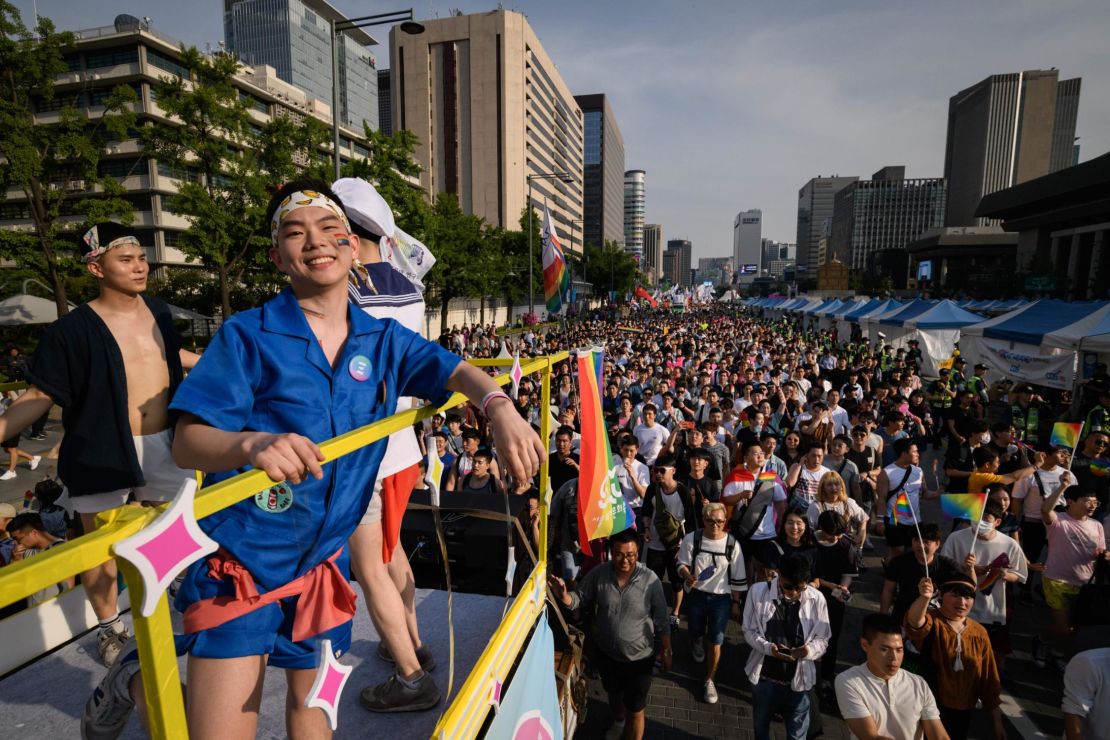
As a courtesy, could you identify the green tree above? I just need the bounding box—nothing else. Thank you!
[0,2,138,316]
[141,48,329,317]
[423,193,493,334]
[584,240,642,297]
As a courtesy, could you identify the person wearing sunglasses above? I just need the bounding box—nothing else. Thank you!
[1071,429,1110,518]
[905,575,1004,740]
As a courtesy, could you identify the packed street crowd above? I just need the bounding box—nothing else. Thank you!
[433,307,1110,740]
[0,176,1108,740]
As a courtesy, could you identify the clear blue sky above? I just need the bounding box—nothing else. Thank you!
[16,0,1110,261]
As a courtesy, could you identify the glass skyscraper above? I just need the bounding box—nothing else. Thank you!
[224,0,378,131]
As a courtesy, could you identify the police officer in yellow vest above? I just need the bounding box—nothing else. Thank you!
[966,363,990,405]
[1085,385,1110,436]
[1008,384,1049,445]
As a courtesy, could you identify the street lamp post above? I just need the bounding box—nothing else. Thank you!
[570,218,584,311]
[526,171,574,317]
[331,9,424,181]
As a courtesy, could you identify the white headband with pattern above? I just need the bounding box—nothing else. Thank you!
[269,189,351,245]
[82,226,140,263]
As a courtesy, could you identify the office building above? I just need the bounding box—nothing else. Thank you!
[944,69,1081,227]
[575,94,625,251]
[624,170,645,259]
[665,239,692,287]
[796,175,858,273]
[642,224,663,284]
[732,209,762,284]
[224,0,379,132]
[377,68,392,136]
[0,18,370,268]
[390,10,584,248]
[698,257,730,286]
[829,166,946,271]
[761,239,794,267]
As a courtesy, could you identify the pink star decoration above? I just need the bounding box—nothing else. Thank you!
[489,677,503,713]
[113,479,218,617]
[509,353,523,397]
[305,639,353,731]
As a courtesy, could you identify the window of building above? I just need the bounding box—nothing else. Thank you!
[85,47,140,69]
[146,48,189,78]
[0,202,31,220]
[98,157,145,179]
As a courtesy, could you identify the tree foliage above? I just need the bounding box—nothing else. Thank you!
[0,1,138,315]
[583,240,643,297]
[141,47,330,317]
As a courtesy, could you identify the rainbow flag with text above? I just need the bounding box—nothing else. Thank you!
[576,351,634,555]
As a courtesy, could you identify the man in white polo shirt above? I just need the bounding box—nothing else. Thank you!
[835,613,949,740]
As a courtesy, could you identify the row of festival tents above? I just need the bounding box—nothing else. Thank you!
[745,295,1110,386]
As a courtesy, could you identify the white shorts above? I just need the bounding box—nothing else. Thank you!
[61,429,194,514]
[359,477,384,526]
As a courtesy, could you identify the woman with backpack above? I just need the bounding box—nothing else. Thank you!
[676,502,749,705]
[807,471,869,552]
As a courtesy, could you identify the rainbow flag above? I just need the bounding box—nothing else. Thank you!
[576,351,634,555]
[890,491,914,524]
[977,552,1010,595]
[541,205,569,314]
[1050,421,1083,450]
[758,471,783,487]
[1090,458,1110,478]
[941,493,987,522]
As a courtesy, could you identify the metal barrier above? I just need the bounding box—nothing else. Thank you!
[0,353,567,739]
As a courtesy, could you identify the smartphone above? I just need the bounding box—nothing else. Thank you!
[681,421,695,430]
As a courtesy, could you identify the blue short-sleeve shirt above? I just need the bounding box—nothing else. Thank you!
[170,286,461,591]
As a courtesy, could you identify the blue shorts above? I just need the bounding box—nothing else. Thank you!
[686,589,731,645]
[174,560,352,671]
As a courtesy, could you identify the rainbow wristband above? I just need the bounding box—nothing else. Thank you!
[481,390,512,417]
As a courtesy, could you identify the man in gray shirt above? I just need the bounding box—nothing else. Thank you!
[550,528,672,740]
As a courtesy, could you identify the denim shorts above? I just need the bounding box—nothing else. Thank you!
[686,589,732,645]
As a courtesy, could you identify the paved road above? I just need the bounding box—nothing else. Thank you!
[0,412,61,511]
[575,496,1067,739]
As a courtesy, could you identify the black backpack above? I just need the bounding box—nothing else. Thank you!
[691,530,738,572]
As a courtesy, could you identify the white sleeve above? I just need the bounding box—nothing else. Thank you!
[1011,476,1031,500]
[729,540,749,592]
[676,532,695,568]
[833,674,873,721]
[1061,652,1099,718]
[919,676,942,720]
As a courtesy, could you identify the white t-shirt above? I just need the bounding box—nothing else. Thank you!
[677,531,748,595]
[940,528,1027,625]
[793,465,831,507]
[722,472,788,541]
[829,406,852,436]
[633,423,669,466]
[613,455,650,510]
[1062,647,1110,740]
[883,463,924,525]
[835,664,941,740]
[807,497,867,531]
[1011,466,1067,522]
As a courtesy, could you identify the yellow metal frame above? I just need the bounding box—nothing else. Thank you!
[0,353,568,739]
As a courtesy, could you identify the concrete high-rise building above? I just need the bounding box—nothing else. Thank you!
[796,175,858,273]
[642,224,663,284]
[944,69,1081,227]
[0,18,371,268]
[830,166,947,271]
[698,257,730,286]
[732,209,762,284]
[662,250,680,287]
[575,94,625,251]
[224,0,379,131]
[377,69,392,136]
[665,239,692,287]
[624,170,645,260]
[390,10,584,246]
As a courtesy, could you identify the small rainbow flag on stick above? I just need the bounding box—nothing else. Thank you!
[758,470,782,486]
[1050,422,1084,450]
[576,351,635,555]
[891,491,914,524]
[1090,458,1110,478]
[941,493,987,522]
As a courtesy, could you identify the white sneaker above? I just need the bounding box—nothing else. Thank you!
[704,679,718,704]
[691,640,705,663]
[29,455,41,471]
[0,470,16,481]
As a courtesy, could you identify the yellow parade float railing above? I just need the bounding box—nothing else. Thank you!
[0,352,568,740]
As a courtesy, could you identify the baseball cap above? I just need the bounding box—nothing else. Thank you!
[0,502,16,520]
[974,363,988,371]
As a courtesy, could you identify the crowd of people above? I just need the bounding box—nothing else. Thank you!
[433,309,1110,740]
[2,177,1109,740]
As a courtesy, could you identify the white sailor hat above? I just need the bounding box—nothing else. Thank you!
[331,177,395,239]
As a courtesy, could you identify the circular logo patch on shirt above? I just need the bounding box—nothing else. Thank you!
[348,355,372,382]
[254,482,294,514]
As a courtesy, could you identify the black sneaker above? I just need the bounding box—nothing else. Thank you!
[82,638,141,740]
[1031,635,1048,669]
[375,641,437,672]
[359,672,441,713]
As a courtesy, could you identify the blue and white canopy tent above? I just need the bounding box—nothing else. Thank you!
[901,300,987,376]
[960,300,1108,390]
[861,298,936,343]
[840,299,902,343]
